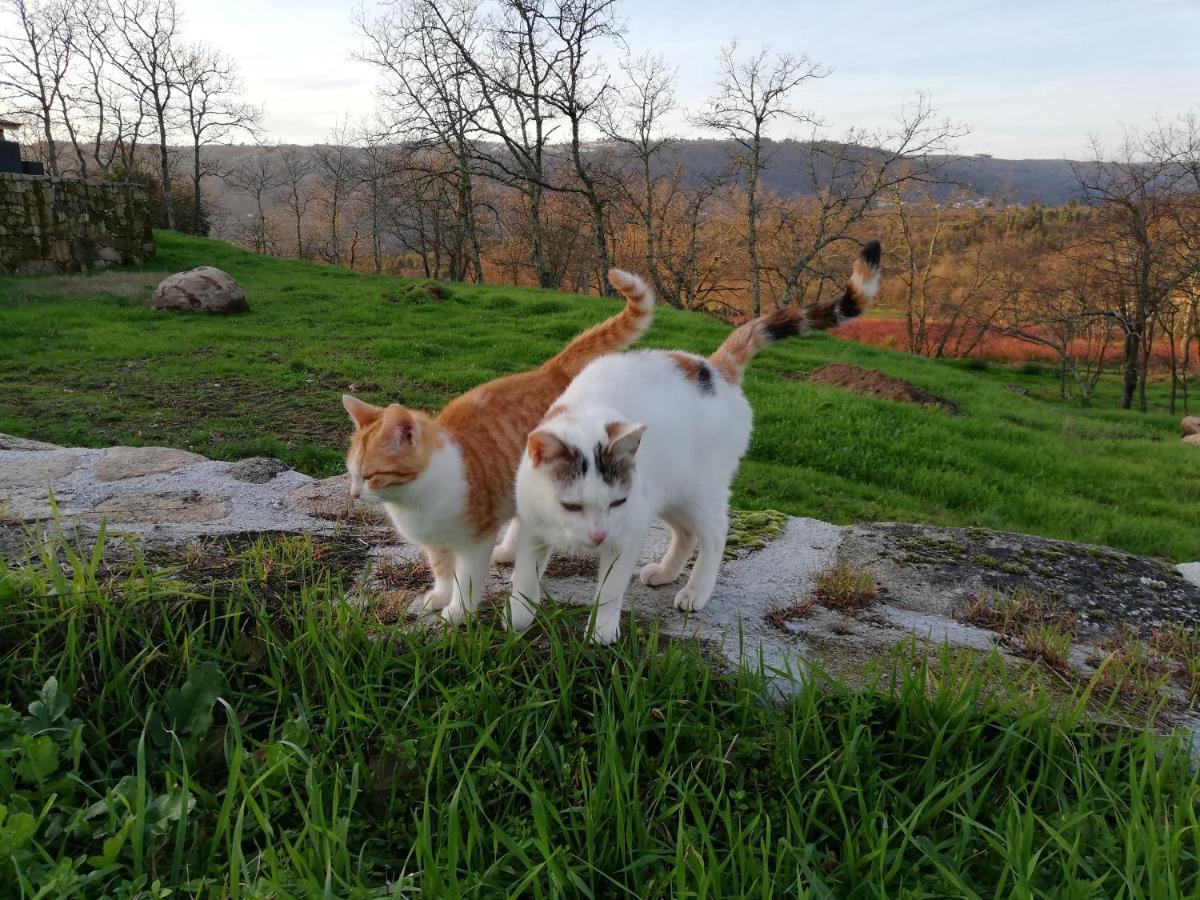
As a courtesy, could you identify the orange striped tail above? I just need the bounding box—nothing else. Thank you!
[549,269,656,377]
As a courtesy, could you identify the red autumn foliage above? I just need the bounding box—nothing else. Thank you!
[832,317,1188,368]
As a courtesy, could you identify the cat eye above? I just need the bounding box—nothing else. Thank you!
[561,502,583,512]
[610,498,627,508]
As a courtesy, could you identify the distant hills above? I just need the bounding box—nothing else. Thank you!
[200,139,1085,232]
[666,140,1082,205]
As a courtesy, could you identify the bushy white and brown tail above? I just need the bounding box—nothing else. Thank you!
[710,241,881,385]
[549,269,656,377]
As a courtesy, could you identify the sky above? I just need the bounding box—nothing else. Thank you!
[185,0,1200,159]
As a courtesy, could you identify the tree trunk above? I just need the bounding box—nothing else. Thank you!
[1168,330,1179,416]
[456,154,483,284]
[294,207,304,259]
[746,148,761,316]
[1120,328,1139,410]
[586,193,610,296]
[40,104,59,177]
[528,182,552,289]
[155,102,174,229]
[192,141,203,235]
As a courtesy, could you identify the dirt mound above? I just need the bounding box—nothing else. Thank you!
[807,364,961,415]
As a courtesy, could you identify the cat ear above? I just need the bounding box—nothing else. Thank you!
[343,394,382,428]
[382,405,417,450]
[527,430,568,467]
[605,422,646,459]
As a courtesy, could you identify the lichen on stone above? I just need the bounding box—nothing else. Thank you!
[725,508,789,559]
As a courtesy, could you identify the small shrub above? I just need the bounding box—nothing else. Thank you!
[767,598,814,629]
[813,561,877,614]
[965,357,990,372]
[1148,624,1200,704]
[1023,623,1073,670]
[1096,626,1171,710]
[383,281,449,305]
[1020,361,1047,376]
[957,587,1077,639]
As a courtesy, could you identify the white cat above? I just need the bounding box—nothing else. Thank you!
[506,242,881,643]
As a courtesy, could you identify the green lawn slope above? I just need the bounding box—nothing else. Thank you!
[2,231,1197,560]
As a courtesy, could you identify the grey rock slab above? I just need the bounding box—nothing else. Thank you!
[1179,563,1200,590]
[88,491,231,524]
[876,606,1001,652]
[225,457,289,484]
[0,446,332,545]
[94,446,208,481]
[0,450,81,488]
[0,432,61,451]
[388,516,844,691]
[289,474,389,526]
[840,522,1200,633]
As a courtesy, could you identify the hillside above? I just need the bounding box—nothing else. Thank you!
[203,139,1083,229]
[1,231,1197,559]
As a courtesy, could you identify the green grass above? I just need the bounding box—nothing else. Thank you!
[2,230,1199,561]
[2,529,1198,896]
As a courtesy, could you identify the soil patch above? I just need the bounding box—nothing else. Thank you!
[806,364,962,415]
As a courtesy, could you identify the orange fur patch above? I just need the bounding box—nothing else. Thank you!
[351,407,443,489]
[709,327,764,384]
[438,367,577,535]
[668,351,705,381]
[424,545,454,583]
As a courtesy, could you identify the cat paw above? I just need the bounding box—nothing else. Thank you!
[440,600,466,625]
[640,562,679,587]
[491,545,516,566]
[420,589,452,612]
[503,602,536,632]
[673,587,710,612]
[588,622,620,645]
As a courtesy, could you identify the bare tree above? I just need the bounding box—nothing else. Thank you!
[279,144,314,258]
[603,52,676,302]
[354,127,400,275]
[312,119,359,265]
[409,0,566,287]
[545,0,623,294]
[103,0,179,226]
[69,8,134,177]
[0,0,77,176]
[173,40,259,234]
[693,41,827,314]
[223,145,282,253]
[1072,124,1200,411]
[764,98,964,310]
[991,250,1114,404]
[356,0,485,282]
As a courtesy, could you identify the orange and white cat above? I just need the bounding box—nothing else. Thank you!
[342,270,655,622]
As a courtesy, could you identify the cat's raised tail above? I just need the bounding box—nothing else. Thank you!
[710,240,882,385]
[548,269,656,377]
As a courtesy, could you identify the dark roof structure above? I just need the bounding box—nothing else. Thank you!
[0,120,45,176]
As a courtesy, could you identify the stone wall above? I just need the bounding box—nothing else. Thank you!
[0,173,155,275]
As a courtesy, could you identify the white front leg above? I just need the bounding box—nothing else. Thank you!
[506,526,550,632]
[441,539,494,624]
[588,545,640,645]
[491,519,520,565]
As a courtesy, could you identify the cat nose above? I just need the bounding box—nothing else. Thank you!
[350,484,362,499]
[589,529,607,545]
